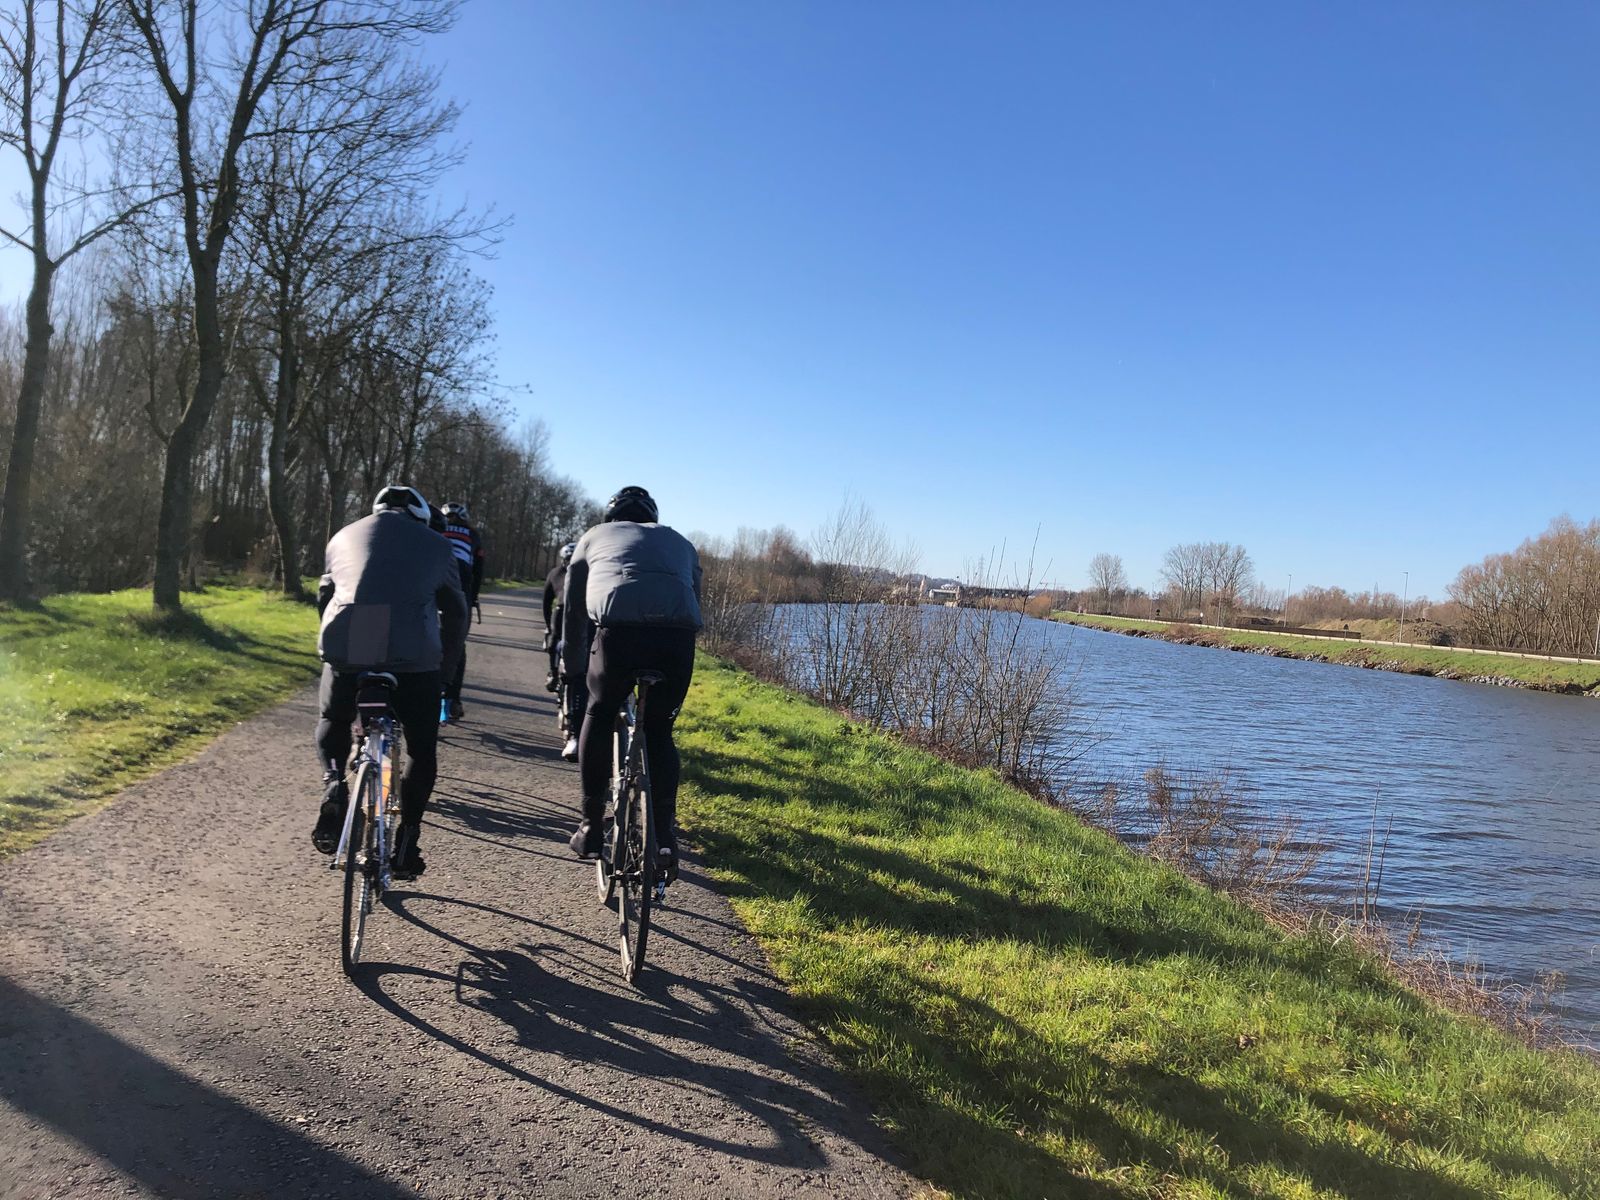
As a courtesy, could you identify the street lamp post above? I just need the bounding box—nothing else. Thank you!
[1284,574,1292,627]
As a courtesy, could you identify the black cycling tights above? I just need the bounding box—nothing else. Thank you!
[577,626,696,844]
[315,665,442,826]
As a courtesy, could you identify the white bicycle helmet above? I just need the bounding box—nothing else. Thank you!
[372,485,430,523]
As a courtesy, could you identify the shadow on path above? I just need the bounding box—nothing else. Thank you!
[0,976,406,1199]
[355,892,880,1172]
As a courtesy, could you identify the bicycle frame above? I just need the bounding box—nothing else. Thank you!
[333,711,397,892]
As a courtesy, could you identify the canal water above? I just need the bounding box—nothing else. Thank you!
[1052,619,1600,1036]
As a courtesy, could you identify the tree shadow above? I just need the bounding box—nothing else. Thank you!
[855,962,1523,1199]
[463,634,537,653]
[425,788,572,859]
[1301,1086,1581,1193]
[434,772,560,806]
[0,975,403,1198]
[675,718,1569,1197]
[122,608,311,674]
[683,743,1404,1000]
[446,692,535,717]
[473,728,558,762]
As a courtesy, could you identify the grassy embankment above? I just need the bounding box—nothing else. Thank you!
[0,586,320,856]
[679,656,1600,1199]
[1053,611,1600,694]
[9,588,1600,1195]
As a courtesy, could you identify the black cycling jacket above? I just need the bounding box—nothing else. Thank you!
[317,510,469,678]
[561,521,702,681]
[543,563,566,630]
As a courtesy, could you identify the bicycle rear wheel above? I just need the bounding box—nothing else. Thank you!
[340,761,379,976]
[617,767,656,982]
[595,715,627,904]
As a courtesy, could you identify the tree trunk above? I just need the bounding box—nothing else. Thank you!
[266,415,300,597]
[0,255,56,601]
[323,463,346,550]
[153,268,226,613]
[267,317,303,598]
[153,416,198,611]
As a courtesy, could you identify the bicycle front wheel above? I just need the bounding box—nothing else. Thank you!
[340,762,379,976]
[617,769,656,982]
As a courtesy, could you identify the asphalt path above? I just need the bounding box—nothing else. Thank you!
[0,590,912,1199]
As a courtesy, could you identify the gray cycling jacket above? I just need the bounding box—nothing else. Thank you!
[562,522,702,677]
[318,510,469,677]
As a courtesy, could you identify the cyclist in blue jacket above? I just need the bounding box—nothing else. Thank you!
[439,501,483,721]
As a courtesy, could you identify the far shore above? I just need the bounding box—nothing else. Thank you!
[1051,611,1600,697]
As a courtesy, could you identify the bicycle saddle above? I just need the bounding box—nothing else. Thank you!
[356,671,400,715]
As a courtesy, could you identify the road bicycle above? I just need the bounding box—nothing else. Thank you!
[334,671,403,976]
[593,670,668,982]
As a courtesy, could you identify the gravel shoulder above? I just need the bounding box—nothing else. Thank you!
[0,590,913,1199]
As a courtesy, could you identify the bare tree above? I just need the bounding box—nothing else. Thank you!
[1086,552,1128,613]
[119,0,458,611]
[1451,515,1600,654]
[1201,541,1253,624]
[803,498,918,712]
[0,0,148,599]
[1160,541,1253,623]
[236,41,476,595]
[1161,542,1206,615]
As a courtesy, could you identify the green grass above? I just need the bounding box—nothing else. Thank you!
[1053,612,1600,693]
[0,586,319,856]
[1056,612,1171,634]
[679,656,1600,1199]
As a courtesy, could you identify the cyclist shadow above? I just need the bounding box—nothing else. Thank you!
[357,891,895,1173]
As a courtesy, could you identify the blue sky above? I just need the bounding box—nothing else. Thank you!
[7,2,1597,597]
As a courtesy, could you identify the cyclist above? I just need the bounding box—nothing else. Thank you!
[312,485,469,878]
[562,486,702,879]
[439,501,484,721]
[542,541,577,692]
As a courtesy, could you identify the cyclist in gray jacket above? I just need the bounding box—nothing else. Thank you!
[313,485,469,877]
[563,486,702,875]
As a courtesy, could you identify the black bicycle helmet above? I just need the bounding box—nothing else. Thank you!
[372,484,430,523]
[559,541,578,563]
[604,485,658,524]
[442,501,471,522]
